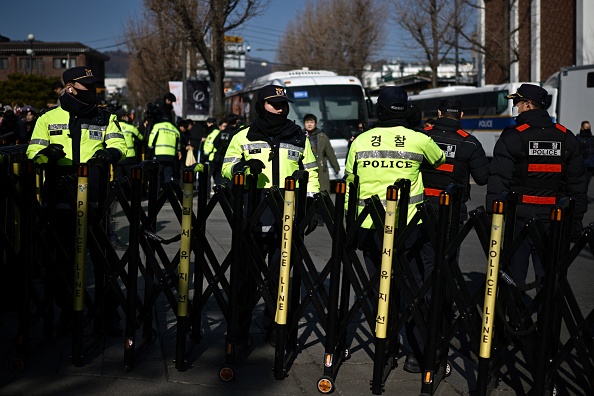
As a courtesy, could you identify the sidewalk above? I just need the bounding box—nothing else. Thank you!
[0,195,550,395]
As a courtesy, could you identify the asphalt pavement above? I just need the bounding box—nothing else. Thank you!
[0,182,593,396]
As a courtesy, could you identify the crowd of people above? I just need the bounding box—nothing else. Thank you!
[3,66,591,372]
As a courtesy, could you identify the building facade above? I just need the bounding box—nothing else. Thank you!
[482,0,588,85]
[0,39,109,85]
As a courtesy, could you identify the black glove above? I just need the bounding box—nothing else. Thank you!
[304,197,318,235]
[246,159,265,175]
[93,149,113,163]
[38,143,66,161]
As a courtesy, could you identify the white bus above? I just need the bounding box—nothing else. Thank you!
[225,70,370,181]
[408,83,558,157]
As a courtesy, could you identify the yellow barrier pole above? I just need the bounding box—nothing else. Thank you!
[371,185,399,394]
[72,164,89,366]
[275,177,296,326]
[274,176,296,379]
[175,169,194,371]
[476,199,505,395]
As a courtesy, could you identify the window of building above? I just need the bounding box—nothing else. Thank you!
[19,57,43,71]
[0,58,7,69]
[53,58,76,69]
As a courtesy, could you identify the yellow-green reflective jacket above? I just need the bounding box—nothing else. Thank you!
[26,106,126,163]
[222,126,320,194]
[203,128,220,161]
[148,121,180,156]
[345,125,445,228]
[120,121,142,158]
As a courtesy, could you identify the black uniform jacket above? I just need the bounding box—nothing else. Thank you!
[422,117,489,219]
[486,108,587,221]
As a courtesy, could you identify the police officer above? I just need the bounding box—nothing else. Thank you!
[345,86,445,372]
[212,114,242,187]
[222,84,320,345]
[114,109,143,181]
[27,66,127,335]
[345,86,444,237]
[486,84,587,288]
[422,97,489,221]
[147,111,181,190]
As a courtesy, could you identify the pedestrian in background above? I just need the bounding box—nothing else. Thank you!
[577,120,594,201]
[303,113,340,196]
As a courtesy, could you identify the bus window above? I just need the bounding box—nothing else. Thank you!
[496,91,508,114]
[286,85,365,140]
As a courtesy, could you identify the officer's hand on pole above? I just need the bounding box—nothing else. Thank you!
[93,149,113,163]
[245,159,265,175]
[37,143,66,161]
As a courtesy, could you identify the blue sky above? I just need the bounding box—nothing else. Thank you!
[0,0,417,62]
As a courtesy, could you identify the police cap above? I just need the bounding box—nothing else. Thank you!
[506,84,547,107]
[62,66,99,85]
[258,85,294,103]
[377,86,407,112]
[438,97,462,115]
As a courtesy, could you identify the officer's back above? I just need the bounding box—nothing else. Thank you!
[486,84,587,222]
[422,98,489,221]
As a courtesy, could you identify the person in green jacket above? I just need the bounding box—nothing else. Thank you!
[304,113,340,193]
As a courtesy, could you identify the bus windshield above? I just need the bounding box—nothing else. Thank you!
[285,85,366,140]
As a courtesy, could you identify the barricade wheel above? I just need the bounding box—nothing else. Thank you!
[445,362,452,377]
[219,365,234,382]
[317,376,334,394]
[9,356,25,372]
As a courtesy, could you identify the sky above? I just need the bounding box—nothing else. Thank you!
[0,0,421,63]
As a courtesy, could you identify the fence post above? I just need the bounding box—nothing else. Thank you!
[421,190,451,394]
[72,164,89,367]
[175,169,194,371]
[123,165,142,371]
[477,199,505,395]
[317,180,347,394]
[274,176,296,380]
[219,171,245,382]
[532,206,564,395]
[371,185,399,395]
[191,164,209,340]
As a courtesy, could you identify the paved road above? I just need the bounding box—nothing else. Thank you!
[0,181,592,395]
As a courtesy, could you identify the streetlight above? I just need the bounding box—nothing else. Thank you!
[26,33,35,74]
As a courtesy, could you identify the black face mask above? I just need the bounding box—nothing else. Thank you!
[60,90,97,115]
[583,128,592,134]
[75,88,98,105]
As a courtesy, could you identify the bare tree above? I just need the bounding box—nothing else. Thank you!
[144,0,268,119]
[277,0,387,81]
[458,0,532,84]
[392,0,469,87]
[125,8,184,110]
